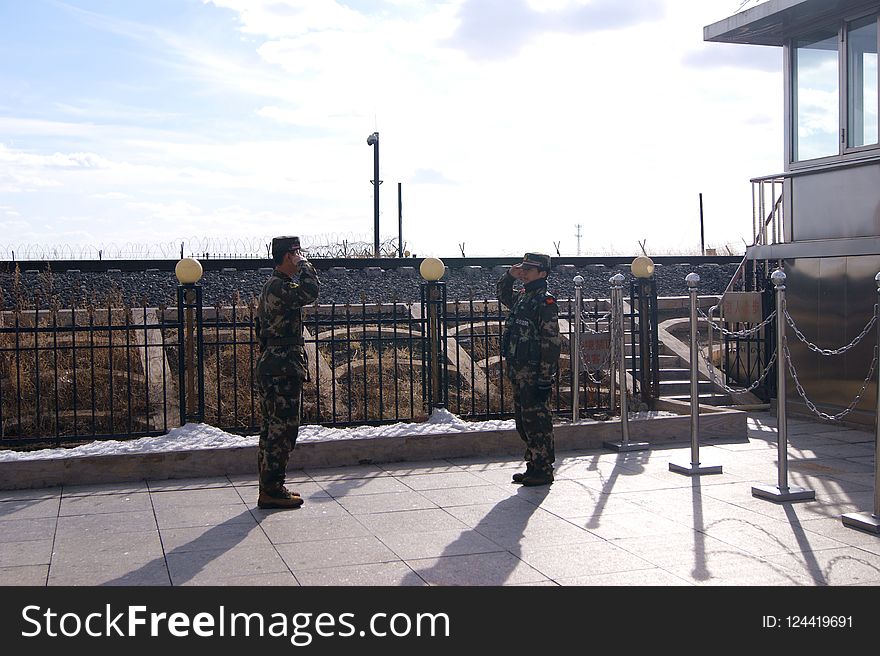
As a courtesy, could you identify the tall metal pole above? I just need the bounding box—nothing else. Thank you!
[670,273,722,475]
[572,275,583,422]
[752,268,814,502]
[841,272,880,533]
[699,193,705,256]
[604,273,648,452]
[398,182,403,258]
[367,131,380,257]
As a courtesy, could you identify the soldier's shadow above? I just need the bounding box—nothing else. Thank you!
[400,484,551,586]
[103,510,258,586]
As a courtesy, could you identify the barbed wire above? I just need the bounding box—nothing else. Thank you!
[1,234,409,261]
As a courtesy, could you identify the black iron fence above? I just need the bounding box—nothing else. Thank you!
[1,279,648,449]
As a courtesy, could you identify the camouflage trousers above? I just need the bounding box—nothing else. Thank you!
[511,375,555,475]
[257,374,303,491]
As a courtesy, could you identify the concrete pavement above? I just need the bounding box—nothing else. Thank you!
[1,410,878,587]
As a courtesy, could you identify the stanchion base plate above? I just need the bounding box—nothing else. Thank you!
[668,462,723,476]
[751,484,815,503]
[603,440,650,452]
[841,512,880,534]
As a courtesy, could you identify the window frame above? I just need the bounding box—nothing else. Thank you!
[788,11,880,170]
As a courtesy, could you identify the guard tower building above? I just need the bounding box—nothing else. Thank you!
[705,0,880,425]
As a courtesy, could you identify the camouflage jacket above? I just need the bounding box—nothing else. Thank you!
[497,272,562,384]
[255,262,320,380]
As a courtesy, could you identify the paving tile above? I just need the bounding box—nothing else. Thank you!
[166,544,290,585]
[293,561,427,586]
[397,471,490,490]
[762,546,880,585]
[700,515,847,556]
[146,477,234,491]
[660,551,819,586]
[336,491,437,515]
[474,514,601,550]
[51,530,164,568]
[178,571,300,587]
[59,492,152,516]
[317,476,412,497]
[378,528,504,560]
[48,561,171,586]
[418,484,516,508]
[514,540,655,580]
[159,522,272,553]
[154,503,255,530]
[277,535,400,571]
[573,510,696,541]
[56,510,157,536]
[259,515,371,544]
[0,497,60,521]
[556,568,694,586]
[0,565,48,585]
[442,498,558,528]
[0,488,61,502]
[304,464,388,481]
[61,481,149,496]
[405,552,546,586]
[797,516,880,549]
[0,517,56,543]
[378,460,465,475]
[0,539,54,567]
[355,508,469,537]
[150,487,248,509]
[610,531,755,570]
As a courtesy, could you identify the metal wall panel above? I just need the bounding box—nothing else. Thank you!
[790,163,880,240]
[784,255,879,417]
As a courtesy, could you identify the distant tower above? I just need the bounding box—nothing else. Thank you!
[575,224,583,256]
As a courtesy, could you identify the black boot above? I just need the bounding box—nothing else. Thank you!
[512,464,536,484]
[520,469,554,487]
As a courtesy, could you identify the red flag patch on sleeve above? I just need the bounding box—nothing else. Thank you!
[545,297,555,304]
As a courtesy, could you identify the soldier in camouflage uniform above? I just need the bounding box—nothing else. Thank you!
[498,253,562,486]
[254,236,320,509]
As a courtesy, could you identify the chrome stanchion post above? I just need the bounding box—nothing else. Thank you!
[572,275,584,423]
[841,272,880,533]
[604,273,648,452]
[752,268,815,502]
[670,273,722,476]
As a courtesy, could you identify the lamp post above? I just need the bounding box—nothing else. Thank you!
[367,132,381,257]
[420,257,447,412]
[175,257,204,424]
[631,255,657,408]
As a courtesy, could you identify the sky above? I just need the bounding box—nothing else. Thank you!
[0,0,783,260]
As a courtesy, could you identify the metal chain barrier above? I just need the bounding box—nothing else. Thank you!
[698,307,777,338]
[783,299,878,356]
[695,324,778,395]
[783,338,879,422]
[579,309,611,334]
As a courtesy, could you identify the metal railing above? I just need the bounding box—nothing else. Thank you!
[0,276,649,448]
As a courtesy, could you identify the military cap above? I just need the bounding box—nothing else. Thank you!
[271,235,301,260]
[519,252,551,272]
